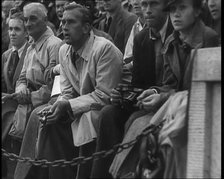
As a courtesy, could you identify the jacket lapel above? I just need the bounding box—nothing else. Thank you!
[12,43,30,87]
[108,10,123,38]
[170,46,181,82]
[66,49,80,93]
[165,17,174,41]
[3,50,13,92]
[141,28,151,47]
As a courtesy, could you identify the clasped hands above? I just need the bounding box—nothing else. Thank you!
[2,88,31,105]
[110,88,161,112]
[37,99,72,126]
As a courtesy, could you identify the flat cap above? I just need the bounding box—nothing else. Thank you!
[164,0,203,11]
[163,0,180,11]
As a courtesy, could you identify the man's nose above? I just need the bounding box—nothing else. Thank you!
[146,4,152,14]
[208,0,216,8]
[173,8,181,17]
[10,29,16,35]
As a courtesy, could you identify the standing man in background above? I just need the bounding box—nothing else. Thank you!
[98,0,137,53]
[55,0,71,39]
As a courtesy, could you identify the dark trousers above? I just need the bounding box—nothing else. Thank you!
[26,120,79,179]
[90,105,133,178]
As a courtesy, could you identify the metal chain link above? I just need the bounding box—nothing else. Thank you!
[2,119,166,168]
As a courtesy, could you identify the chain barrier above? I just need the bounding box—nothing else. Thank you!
[2,119,165,168]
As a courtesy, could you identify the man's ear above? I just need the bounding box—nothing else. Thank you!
[82,22,91,35]
[194,8,201,18]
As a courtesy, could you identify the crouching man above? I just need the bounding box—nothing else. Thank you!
[25,3,123,179]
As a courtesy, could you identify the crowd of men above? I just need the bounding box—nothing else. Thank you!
[2,0,221,179]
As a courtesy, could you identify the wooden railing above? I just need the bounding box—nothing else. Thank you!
[186,47,221,178]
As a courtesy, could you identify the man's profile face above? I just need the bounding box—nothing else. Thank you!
[8,18,27,48]
[62,9,86,45]
[23,7,46,39]
[141,0,167,29]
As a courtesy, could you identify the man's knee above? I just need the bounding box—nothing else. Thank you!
[98,105,121,127]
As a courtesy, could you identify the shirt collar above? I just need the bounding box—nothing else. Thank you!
[136,18,144,30]
[159,17,169,43]
[149,17,168,43]
[66,30,95,62]
[31,26,54,51]
[12,41,27,58]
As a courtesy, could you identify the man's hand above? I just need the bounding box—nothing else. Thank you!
[39,99,71,125]
[137,89,160,111]
[53,64,60,75]
[2,93,15,104]
[13,90,31,104]
[110,88,122,105]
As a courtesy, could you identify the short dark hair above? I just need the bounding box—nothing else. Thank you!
[64,3,93,25]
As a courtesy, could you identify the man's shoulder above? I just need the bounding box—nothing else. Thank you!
[94,35,114,49]
[59,43,70,54]
[46,34,62,45]
[93,28,113,42]
[93,35,122,56]
[203,25,219,40]
[2,48,13,57]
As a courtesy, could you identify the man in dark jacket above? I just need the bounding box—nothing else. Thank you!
[98,0,137,53]
[90,0,173,178]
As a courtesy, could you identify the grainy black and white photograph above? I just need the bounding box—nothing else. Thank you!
[1,0,221,178]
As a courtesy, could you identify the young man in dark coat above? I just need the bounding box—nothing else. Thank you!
[98,0,137,53]
[90,0,174,178]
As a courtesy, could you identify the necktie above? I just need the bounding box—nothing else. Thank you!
[57,24,63,36]
[71,51,79,68]
[8,50,19,82]
[104,17,112,33]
